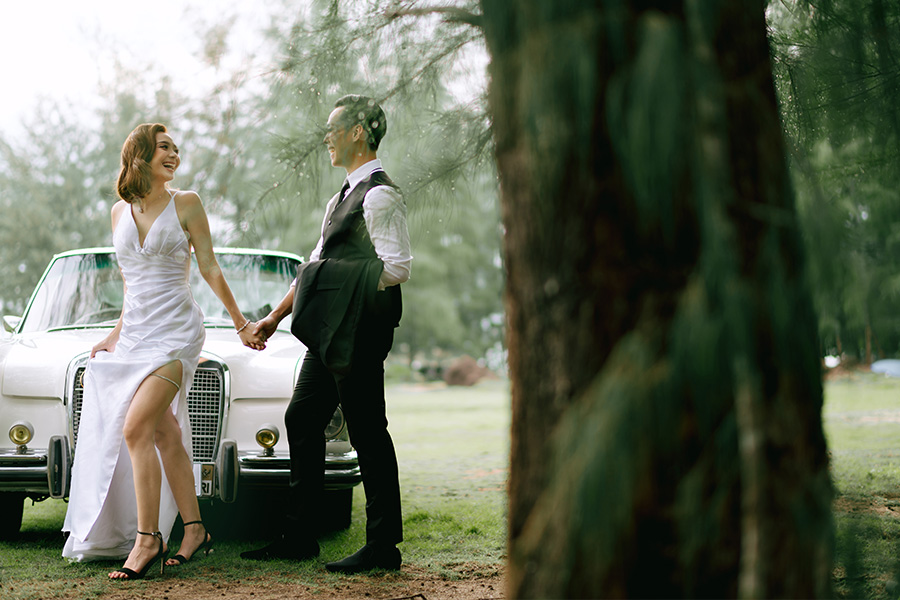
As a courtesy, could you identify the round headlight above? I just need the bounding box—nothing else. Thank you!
[324,407,346,440]
[9,421,34,446]
[255,424,280,449]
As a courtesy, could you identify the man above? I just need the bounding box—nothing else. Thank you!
[241,95,411,573]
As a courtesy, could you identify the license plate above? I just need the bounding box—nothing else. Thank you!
[194,462,215,496]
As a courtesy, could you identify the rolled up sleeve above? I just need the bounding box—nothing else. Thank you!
[363,185,412,290]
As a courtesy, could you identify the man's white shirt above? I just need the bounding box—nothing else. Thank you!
[306,159,412,290]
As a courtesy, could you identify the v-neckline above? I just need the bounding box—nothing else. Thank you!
[132,191,173,249]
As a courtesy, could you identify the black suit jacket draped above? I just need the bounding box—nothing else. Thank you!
[290,170,402,375]
[291,257,384,375]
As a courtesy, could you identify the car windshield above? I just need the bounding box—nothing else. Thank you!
[19,251,301,333]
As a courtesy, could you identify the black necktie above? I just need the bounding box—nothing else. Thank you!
[338,181,350,204]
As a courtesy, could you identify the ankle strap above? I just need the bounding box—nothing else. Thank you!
[182,520,204,527]
[137,530,162,540]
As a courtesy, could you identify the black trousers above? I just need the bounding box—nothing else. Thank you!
[284,326,402,546]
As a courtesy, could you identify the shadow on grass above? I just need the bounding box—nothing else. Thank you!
[833,508,900,599]
[13,530,65,544]
[835,516,867,599]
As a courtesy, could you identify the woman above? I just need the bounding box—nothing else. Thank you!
[62,123,265,579]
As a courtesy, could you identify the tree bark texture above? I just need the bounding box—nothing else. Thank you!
[480,1,833,597]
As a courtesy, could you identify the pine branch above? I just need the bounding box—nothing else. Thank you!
[381,31,482,103]
[386,5,483,29]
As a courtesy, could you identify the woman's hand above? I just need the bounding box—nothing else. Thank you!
[239,321,266,351]
[90,335,118,358]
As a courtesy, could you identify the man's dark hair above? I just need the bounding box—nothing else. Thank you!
[334,95,387,151]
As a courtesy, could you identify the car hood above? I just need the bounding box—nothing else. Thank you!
[0,329,98,400]
[0,327,304,401]
[200,328,305,399]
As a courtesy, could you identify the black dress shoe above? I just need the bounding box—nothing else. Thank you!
[325,543,401,573]
[240,535,319,561]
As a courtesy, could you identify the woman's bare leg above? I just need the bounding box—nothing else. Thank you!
[109,361,181,579]
[154,391,210,564]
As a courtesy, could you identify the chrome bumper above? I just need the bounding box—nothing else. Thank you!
[0,437,361,503]
[0,436,70,498]
[237,449,362,489]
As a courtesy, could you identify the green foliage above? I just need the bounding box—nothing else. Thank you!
[0,58,226,315]
[251,0,502,363]
[770,1,900,361]
[0,101,118,313]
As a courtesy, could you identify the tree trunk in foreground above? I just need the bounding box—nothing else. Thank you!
[481,1,833,597]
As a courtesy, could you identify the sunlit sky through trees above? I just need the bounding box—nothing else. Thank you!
[0,0,273,136]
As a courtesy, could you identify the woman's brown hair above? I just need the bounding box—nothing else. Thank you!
[116,123,168,203]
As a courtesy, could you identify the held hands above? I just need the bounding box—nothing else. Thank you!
[252,316,278,347]
[238,320,267,351]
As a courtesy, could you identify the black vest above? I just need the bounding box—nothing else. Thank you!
[321,171,402,327]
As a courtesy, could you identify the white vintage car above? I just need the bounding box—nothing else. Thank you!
[0,247,360,538]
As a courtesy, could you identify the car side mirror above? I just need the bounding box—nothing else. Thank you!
[2,315,21,333]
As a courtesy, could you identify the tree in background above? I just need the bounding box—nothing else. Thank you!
[0,91,154,314]
[0,5,505,368]
[0,48,221,315]
[252,0,503,367]
[770,0,900,363]
[481,0,831,596]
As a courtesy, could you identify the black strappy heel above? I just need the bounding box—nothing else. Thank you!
[110,530,168,580]
[168,520,213,565]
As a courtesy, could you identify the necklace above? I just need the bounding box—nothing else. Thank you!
[137,189,168,213]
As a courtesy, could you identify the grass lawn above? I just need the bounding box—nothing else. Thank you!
[826,372,900,599]
[0,378,510,600]
[6,371,900,599]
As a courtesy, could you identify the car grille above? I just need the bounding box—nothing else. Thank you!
[72,364,225,462]
[187,368,225,461]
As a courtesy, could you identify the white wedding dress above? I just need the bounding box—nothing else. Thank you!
[62,190,205,561]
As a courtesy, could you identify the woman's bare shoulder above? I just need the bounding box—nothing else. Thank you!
[110,200,129,228]
[172,189,201,201]
[172,190,206,232]
[111,199,129,215]
[172,189,202,212]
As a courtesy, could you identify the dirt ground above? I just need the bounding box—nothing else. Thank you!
[834,495,900,519]
[47,563,505,600]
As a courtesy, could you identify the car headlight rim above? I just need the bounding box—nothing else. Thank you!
[255,424,280,449]
[324,407,346,440]
[9,420,34,446]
